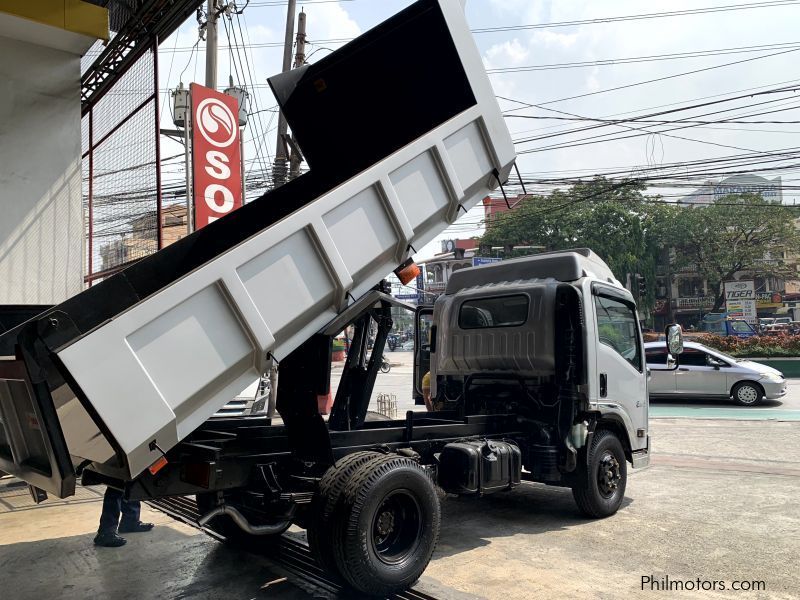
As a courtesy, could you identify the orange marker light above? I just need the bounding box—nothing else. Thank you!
[394,259,421,285]
[148,456,168,475]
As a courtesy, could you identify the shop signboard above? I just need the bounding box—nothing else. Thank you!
[724,280,757,324]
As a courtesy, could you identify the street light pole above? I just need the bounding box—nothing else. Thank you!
[205,0,218,89]
[272,0,296,188]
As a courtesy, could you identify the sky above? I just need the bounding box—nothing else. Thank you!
[155,0,800,260]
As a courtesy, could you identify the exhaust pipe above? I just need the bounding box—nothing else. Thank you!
[198,503,294,536]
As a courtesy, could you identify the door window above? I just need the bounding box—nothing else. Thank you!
[678,348,707,367]
[645,349,668,365]
[595,294,642,372]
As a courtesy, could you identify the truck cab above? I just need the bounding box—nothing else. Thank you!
[701,314,757,338]
[419,248,653,484]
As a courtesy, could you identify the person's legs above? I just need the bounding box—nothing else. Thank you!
[119,499,141,529]
[94,487,127,547]
[98,487,123,535]
[118,499,154,533]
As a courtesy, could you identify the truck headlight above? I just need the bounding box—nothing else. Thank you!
[761,372,784,383]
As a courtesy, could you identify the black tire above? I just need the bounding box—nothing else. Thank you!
[380,360,391,374]
[330,455,440,595]
[195,492,291,544]
[731,381,763,406]
[307,451,382,575]
[572,429,627,519]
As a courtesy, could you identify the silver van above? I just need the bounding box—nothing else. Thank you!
[645,341,786,406]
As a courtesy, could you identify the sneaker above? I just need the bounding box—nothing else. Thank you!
[94,532,127,547]
[118,521,154,533]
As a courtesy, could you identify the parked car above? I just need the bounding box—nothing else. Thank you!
[645,341,786,406]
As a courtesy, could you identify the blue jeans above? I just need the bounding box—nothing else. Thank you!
[98,487,140,534]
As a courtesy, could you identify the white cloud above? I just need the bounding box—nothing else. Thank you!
[305,2,362,41]
[530,30,579,49]
[484,38,530,68]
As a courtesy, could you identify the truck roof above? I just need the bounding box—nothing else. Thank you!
[445,248,619,295]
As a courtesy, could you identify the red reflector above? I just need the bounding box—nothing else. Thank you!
[148,456,168,475]
[394,259,421,285]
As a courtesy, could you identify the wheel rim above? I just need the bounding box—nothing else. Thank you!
[370,489,422,565]
[737,385,758,404]
[597,451,621,499]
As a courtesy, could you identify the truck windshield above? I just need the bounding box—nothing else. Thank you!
[730,321,754,333]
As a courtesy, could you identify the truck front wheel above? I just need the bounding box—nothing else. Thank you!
[571,429,627,518]
[331,455,440,595]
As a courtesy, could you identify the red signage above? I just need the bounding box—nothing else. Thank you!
[191,83,242,230]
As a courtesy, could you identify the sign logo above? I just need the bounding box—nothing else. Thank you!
[195,98,237,148]
[190,84,243,230]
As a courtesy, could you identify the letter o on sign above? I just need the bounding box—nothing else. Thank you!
[205,184,234,213]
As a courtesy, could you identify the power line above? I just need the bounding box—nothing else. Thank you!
[486,41,800,74]
[162,0,800,53]
[472,0,800,34]
[520,47,800,107]
[514,98,800,154]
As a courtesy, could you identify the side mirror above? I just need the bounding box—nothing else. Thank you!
[665,323,684,356]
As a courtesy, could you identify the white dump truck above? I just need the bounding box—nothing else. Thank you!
[0,0,683,595]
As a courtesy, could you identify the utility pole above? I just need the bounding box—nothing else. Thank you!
[205,0,219,89]
[272,0,296,188]
[289,9,306,181]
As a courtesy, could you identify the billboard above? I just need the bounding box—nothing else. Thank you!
[756,291,783,308]
[724,280,757,324]
[191,83,242,230]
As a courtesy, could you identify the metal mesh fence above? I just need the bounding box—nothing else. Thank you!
[82,46,162,284]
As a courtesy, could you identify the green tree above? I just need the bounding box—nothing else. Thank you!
[479,178,679,312]
[670,193,800,311]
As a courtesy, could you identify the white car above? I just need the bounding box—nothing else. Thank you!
[645,341,787,406]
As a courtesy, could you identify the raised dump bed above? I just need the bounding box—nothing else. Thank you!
[0,0,515,497]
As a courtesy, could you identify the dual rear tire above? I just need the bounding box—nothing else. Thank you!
[308,452,440,595]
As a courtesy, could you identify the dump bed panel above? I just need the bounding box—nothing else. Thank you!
[0,0,515,494]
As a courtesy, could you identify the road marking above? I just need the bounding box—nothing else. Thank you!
[650,406,800,421]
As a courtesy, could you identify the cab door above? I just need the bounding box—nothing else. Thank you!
[593,287,648,450]
[645,347,677,396]
[413,306,434,405]
[674,348,728,396]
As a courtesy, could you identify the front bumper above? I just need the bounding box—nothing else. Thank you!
[631,435,650,469]
[761,379,788,400]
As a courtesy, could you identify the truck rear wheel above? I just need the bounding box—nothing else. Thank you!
[572,429,627,518]
[307,450,382,575]
[331,455,440,595]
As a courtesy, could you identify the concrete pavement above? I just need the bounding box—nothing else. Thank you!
[1,350,798,599]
